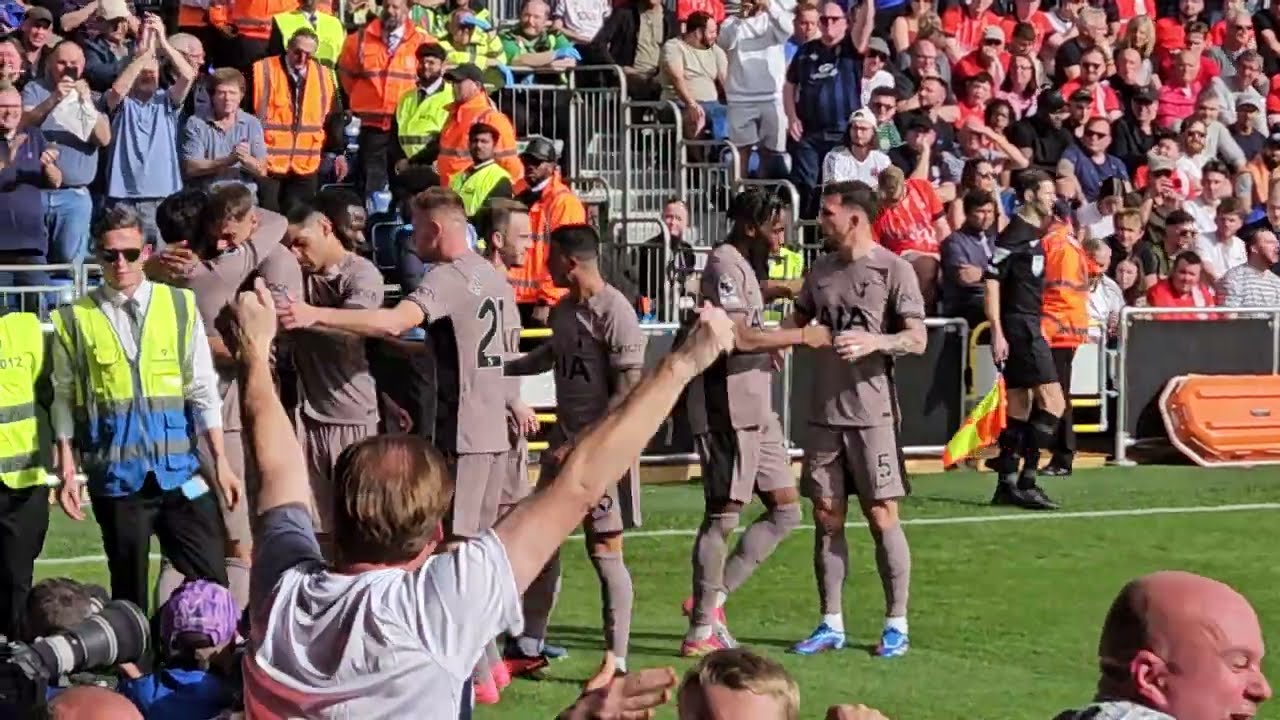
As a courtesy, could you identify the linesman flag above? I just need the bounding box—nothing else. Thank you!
[943,377,1007,467]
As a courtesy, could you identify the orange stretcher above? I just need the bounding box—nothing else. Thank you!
[1159,374,1280,467]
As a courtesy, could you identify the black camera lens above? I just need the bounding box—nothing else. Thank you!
[30,600,149,677]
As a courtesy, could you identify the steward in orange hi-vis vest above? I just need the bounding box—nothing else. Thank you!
[1039,221,1092,350]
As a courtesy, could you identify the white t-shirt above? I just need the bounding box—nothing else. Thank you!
[1195,233,1248,279]
[821,146,891,185]
[1075,202,1114,241]
[242,505,523,719]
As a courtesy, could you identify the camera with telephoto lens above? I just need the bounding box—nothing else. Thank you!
[0,599,150,719]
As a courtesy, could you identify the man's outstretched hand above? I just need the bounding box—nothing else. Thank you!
[559,667,678,720]
[678,302,735,374]
[235,278,279,360]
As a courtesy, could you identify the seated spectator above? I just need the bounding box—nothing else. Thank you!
[1219,228,1280,306]
[677,648,800,718]
[233,223,735,715]
[440,9,506,72]
[48,686,144,720]
[549,0,610,49]
[947,157,1008,230]
[1007,89,1074,173]
[181,68,267,197]
[1084,237,1124,342]
[1058,117,1127,204]
[118,580,239,719]
[0,81,62,302]
[1195,197,1248,284]
[859,37,895,108]
[590,0,678,101]
[1076,176,1129,242]
[940,189,996,328]
[1114,257,1145,305]
[889,110,962,191]
[21,40,110,270]
[1107,47,1149,112]
[14,7,54,88]
[1110,86,1159,176]
[1060,47,1120,120]
[1146,250,1216,316]
[998,52,1039,119]
[1054,6,1108,84]
[867,86,902,151]
[954,72,993,129]
[1179,90,1246,170]
[953,27,1009,91]
[1184,159,1235,239]
[660,11,728,140]
[1153,209,1199,277]
[1230,95,1265,162]
[874,166,949,310]
[940,0,998,63]
[1243,134,1280,209]
[1220,51,1267,130]
[84,3,136,93]
[0,38,24,88]
[103,20,195,248]
[822,109,891,185]
[620,197,700,318]
[1106,207,1158,290]
[1157,50,1205,129]
[1054,571,1269,720]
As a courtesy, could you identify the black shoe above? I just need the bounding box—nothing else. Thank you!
[1015,484,1060,510]
[1039,464,1072,477]
[990,480,1020,505]
[984,455,1018,475]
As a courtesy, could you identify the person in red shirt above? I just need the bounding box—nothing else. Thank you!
[1001,0,1051,54]
[955,72,994,127]
[874,165,950,309]
[1060,47,1122,120]
[940,0,997,62]
[1157,50,1205,129]
[1146,251,1217,319]
[953,26,1010,88]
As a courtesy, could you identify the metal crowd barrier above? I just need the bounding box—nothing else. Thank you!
[1112,306,1280,465]
[622,100,685,222]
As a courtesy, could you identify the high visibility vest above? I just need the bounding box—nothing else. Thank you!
[1040,222,1092,349]
[253,56,333,176]
[764,247,804,323]
[0,313,46,490]
[509,174,580,304]
[450,161,511,216]
[436,96,521,186]
[394,83,453,158]
[227,0,296,41]
[338,19,433,131]
[413,5,493,40]
[51,286,200,494]
[437,35,504,68]
[272,10,347,68]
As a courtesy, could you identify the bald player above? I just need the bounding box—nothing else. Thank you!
[680,188,826,659]
[786,180,926,659]
[1055,571,1270,720]
[278,186,521,699]
[504,224,646,687]
[282,199,385,552]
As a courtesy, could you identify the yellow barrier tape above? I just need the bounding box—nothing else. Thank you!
[520,328,553,339]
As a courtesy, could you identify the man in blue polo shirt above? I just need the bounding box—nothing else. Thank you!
[783,0,874,218]
[22,41,111,270]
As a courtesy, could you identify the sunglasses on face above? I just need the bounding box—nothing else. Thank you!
[99,248,142,263]
[819,15,844,23]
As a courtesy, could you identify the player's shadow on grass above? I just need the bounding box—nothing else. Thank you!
[550,625,799,654]
[906,493,995,509]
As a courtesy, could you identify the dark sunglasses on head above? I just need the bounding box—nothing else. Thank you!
[99,248,142,263]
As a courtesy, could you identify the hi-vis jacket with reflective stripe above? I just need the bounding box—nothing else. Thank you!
[508,173,581,304]
[394,83,453,158]
[0,312,48,490]
[436,95,522,187]
[253,55,334,176]
[1040,221,1093,349]
[51,286,201,497]
[450,160,511,216]
[338,18,433,131]
[209,0,296,40]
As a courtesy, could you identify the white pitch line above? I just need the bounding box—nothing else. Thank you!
[36,502,1280,565]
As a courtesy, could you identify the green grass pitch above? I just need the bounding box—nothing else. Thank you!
[36,465,1280,719]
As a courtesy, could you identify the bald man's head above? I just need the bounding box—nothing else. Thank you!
[49,686,143,719]
[1097,571,1270,720]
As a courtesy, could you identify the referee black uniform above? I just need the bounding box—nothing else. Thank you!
[983,214,1059,511]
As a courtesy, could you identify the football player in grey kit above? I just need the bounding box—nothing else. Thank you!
[681,188,832,657]
[503,224,646,688]
[786,181,926,659]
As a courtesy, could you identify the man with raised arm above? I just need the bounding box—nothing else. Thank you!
[235,271,735,716]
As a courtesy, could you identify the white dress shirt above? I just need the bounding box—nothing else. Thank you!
[52,280,222,441]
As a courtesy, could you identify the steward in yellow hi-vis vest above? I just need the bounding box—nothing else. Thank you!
[449,123,514,218]
[50,216,238,613]
[0,310,53,639]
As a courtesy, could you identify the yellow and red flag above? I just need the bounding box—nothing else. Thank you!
[943,377,1007,467]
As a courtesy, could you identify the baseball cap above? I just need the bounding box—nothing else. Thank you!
[1037,89,1066,114]
[24,5,52,23]
[444,63,485,85]
[982,26,1005,42]
[1147,153,1176,174]
[849,108,877,128]
[866,37,890,57]
[99,0,130,21]
[520,135,559,164]
[160,580,238,655]
[1236,91,1263,110]
[1131,85,1158,104]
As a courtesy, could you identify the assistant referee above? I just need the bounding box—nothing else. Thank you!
[982,169,1065,511]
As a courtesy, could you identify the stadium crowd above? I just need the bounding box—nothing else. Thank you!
[0,0,1275,715]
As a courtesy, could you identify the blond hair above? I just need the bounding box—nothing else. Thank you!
[678,649,800,720]
[331,434,454,565]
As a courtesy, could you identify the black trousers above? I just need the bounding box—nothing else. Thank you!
[258,172,321,215]
[0,484,49,640]
[90,474,227,615]
[357,127,393,198]
[1050,346,1077,466]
